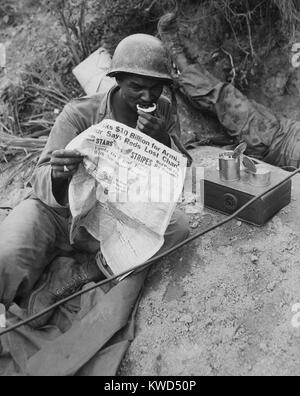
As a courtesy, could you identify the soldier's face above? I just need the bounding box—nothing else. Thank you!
[117,74,164,112]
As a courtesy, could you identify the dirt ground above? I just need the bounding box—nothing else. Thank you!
[1,146,300,377]
[1,1,300,377]
[118,147,300,376]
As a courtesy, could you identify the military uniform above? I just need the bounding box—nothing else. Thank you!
[0,86,190,307]
[178,63,300,168]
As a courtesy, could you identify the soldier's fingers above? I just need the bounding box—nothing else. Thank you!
[52,150,83,158]
[52,149,83,157]
[137,117,157,130]
[137,121,152,135]
[137,117,148,127]
[136,120,145,131]
[50,157,83,166]
[137,110,155,121]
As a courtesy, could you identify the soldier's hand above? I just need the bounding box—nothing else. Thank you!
[50,150,84,180]
[137,109,169,145]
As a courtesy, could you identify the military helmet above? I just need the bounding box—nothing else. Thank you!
[107,34,172,82]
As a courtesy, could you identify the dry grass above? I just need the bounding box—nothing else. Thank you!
[1,80,69,135]
[0,131,47,188]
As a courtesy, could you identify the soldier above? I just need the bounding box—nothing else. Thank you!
[158,13,300,169]
[0,34,190,328]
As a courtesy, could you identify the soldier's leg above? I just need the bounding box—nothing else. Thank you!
[155,208,190,256]
[0,198,71,307]
[157,12,191,71]
[157,12,279,162]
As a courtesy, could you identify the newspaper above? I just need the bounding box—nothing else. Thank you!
[66,119,187,275]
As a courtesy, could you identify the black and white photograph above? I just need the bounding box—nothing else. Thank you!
[0,0,300,379]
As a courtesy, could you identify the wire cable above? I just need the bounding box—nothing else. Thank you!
[0,167,299,337]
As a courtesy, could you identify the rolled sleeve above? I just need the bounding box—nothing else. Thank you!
[157,96,179,149]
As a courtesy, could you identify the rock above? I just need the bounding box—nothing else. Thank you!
[212,337,222,346]
[184,205,202,215]
[259,342,268,353]
[267,282,277,292]
[183,192,197,204]
[180,314,193,324]
[190,222,199,229]
[140,346,149,354]
[236,221,242,227]
[251,254,259,263]
[205,319,213,327]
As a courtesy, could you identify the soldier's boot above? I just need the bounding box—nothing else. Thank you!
[158,12,203,71]
[27,255,104,329]
[158,12,192,71]
[158,13,182,52]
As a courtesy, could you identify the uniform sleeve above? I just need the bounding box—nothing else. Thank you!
[157,96,177,148]
[157,96,181,151]
[167,115,181,153]
[30,103,81,208]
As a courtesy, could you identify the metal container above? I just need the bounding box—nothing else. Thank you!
[247,164,271,187]
[219,151,241,181]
